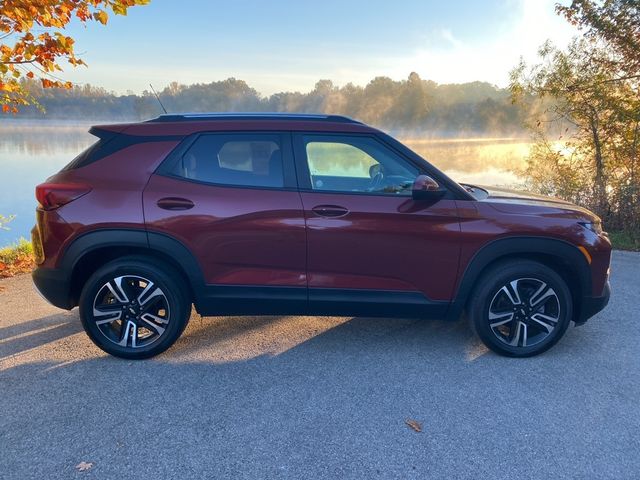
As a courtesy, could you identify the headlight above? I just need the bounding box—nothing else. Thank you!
[579,221,603,235]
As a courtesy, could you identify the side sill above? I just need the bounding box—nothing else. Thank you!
[195,285,450,319]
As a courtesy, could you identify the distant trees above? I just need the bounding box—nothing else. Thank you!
[510,0,639,236]
[14,73,527,137]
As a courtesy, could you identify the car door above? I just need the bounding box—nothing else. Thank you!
[143,131,307,314]
[293,133,461,317]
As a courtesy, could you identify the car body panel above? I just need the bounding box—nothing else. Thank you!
[143,174,307,287]
[300,192,461,301]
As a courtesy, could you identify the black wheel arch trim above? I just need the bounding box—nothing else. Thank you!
[54,228,207,307]
[446,236,592,321]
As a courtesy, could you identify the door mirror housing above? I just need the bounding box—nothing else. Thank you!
[412,175,446,201]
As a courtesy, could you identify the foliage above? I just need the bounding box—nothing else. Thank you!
[0,237,33,277]
[556,0,640,75]
[510,1,639,236]
[0,0,149,113]
[12,74,527,136]
[607,230,640,251]
[0,213,14,230]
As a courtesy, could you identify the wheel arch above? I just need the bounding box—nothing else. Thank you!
[60,229,205,307]
[447,236,591,322]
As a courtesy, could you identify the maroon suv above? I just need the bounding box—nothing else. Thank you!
[32,113,611,359]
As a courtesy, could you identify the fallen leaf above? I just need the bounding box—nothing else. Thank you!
[405,419,422,432]
[75,461,93,472]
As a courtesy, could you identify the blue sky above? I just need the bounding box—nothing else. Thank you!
[61,0,576,95]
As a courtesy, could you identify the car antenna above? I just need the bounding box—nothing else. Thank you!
[149,83,167,114]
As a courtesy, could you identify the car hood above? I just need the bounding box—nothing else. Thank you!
[463,184,598,220]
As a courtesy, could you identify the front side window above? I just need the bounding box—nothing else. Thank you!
[171,133,284,188]
[302,135,418,195]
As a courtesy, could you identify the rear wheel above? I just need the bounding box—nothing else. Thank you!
[79,257,191,359]
[467,260,572,357]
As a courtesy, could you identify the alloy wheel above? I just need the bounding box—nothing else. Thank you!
[488,277,561,348]
[92,275,170,349]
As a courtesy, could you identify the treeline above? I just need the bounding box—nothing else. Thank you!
[11,73,526,136]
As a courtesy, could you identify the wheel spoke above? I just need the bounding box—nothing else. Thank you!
[139,313,167,335]
[93,305,122,324]
[530,283,556,307]
[530,313,558,333]
[489,311,514,328]
[118,320,138,347]
[509,321,527,347]
[501,280,522,306]
[107,276,130,303]
[138,281,163,307]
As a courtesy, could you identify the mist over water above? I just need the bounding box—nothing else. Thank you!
[0,120,529,246]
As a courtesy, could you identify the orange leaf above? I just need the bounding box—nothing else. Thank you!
[1,105,9,113]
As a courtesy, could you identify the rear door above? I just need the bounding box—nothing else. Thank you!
[143,131,307,313]
[293,133,461,317]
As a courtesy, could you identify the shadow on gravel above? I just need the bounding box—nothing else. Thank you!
[0,312,82,359]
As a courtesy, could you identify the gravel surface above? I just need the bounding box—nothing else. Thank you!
[1,251,639,479]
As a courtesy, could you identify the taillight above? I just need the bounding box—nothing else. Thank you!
[35,183,92,210]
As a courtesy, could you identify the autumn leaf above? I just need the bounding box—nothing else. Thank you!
[405,419,423,432]
[0,0,150,113]
[75,461,93,472]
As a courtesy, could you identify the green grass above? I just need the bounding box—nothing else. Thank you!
[608,230,640,252]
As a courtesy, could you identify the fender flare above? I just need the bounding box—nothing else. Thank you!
[446,236,591,321]
[59,228,206,301]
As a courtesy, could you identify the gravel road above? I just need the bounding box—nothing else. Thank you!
[1,251,639,479]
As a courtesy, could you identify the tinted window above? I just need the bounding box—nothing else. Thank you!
[172,133,284,188]
[303,135,418,195]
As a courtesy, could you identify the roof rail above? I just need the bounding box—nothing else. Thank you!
[146,112,361,124]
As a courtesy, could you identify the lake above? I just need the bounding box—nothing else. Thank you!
[0,120,530,246]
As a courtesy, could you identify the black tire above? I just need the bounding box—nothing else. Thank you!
[467,260,572,357]
[79,256,191,359]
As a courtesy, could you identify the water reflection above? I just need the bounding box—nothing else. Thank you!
[0,121,529,245]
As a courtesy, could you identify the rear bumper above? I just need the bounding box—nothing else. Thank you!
[32,266,74,310]
[576,280,611,324]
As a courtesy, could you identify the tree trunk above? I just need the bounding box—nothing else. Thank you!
[590,115,609,217]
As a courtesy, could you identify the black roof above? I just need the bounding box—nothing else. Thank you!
[147,112,361,124]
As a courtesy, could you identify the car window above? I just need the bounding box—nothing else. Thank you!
[172,133,284,188]
[303,135,418,195]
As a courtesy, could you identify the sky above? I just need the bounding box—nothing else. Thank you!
[59,0,577,96]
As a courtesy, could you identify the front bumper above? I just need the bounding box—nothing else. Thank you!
[576,280,611,324]
[32,266,74,310]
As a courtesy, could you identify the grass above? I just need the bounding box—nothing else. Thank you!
[0,238,35,278]
[608,230,640,252]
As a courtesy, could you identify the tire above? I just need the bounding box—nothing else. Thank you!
[79,256,191,359]
[467,260,572,357]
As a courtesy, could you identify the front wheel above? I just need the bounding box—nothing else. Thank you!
[467,260,572,357]
[79,257,191,359]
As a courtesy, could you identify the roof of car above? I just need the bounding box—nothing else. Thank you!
[146,113,363,124]
[95,112,377,136]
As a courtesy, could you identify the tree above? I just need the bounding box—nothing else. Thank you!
[510,1,639,235]
[556,0,640,76]
[1,0,149,113]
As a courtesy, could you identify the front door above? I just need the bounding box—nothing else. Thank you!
[293,133,461,317]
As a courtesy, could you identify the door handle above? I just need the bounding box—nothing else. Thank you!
[311,205,349,218]
[157,197,195,210]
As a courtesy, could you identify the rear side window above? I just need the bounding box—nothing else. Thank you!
[170,133,285,188]
[62,133,116,171]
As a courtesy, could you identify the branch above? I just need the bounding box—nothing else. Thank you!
[0,59,37,65]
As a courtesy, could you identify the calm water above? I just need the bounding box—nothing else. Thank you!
[0,120,530,246]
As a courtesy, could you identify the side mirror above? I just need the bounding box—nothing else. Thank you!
[412,175,446,201]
